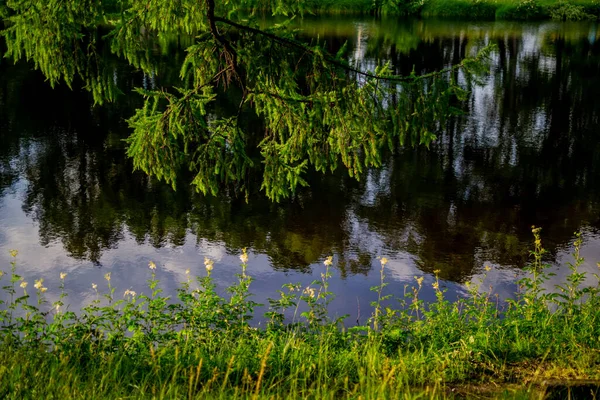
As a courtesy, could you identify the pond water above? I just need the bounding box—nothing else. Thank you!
[1,17,599,319]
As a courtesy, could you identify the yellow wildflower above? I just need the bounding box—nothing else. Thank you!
[34,279,44,290]
[9,249,18,258]
[20,281,28,289]
[40,287,47,293]
[104,273,111,282]
[324,256,333,267]
[124,289,136,298]
[204,257,214,272]
[92,283,98,290]
[415,276,424,287]
[432,282,439,290]
[484,265,492,272]
[185,269,190,275]
[148,261,157,270]
[380,257,388,267]
[60,272,67,280]
[240,249,249,264]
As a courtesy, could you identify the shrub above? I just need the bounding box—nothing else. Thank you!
[549,0,596,20]
[496,0,546,20]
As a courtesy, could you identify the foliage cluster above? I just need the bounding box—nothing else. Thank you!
[1,0,492,203]
[548,0,597,20]
[294,0,600,20]
[1,230,600,398]
[424,0,600,19]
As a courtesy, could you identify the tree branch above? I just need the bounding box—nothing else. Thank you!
[213,16,484,83]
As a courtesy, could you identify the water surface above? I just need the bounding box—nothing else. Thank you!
[1,17,599,317]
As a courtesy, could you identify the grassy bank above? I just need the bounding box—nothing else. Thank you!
[1,229,600,399]
[423,0,600,20]
[268,0,600,20]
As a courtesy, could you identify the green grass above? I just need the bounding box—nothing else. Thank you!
[1,229,600,399]
[422,0,600,20]
[254,0,600,20]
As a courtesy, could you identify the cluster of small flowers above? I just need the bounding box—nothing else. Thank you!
[415,276,424,287]
[240,248,249,264]
[303,287,316,298]
[34,278,47,293]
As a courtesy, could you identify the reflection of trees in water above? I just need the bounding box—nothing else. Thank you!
[1,23,600,281]
[351,28,600,280]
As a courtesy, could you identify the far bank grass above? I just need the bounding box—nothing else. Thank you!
[423,0,600,20]
[1,229,600,399]
[268,0,600,20]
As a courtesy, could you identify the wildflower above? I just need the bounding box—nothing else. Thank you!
[92,283,98,290]
[20,281,28,289]
[324,256,333,267]
[55,304,60,313]
[185,269,190,275]
[415,276,424,287]
[34,279,44,290]
[240,249,249,264]
[104,273,111,282]
[484,265,492,272]
[60,272,67,280]
[597,262,600,269]
[303,287,316,298]
[0,271,4,278]
[433,269,441,275]
[124,289,136,298]
[9,249,18,258]
[148,261,157,270]
[204,257,214,272]
[432,282,439,290]
[40,287,47,293]
[380,257,388,267]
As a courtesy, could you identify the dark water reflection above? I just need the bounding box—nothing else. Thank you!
[1,18,600,316]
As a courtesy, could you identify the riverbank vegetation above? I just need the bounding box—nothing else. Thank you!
[96,0,600,20]
[1,229,600,398]
[266,0,600,20]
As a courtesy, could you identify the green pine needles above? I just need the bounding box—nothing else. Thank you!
[2,0,494,201]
